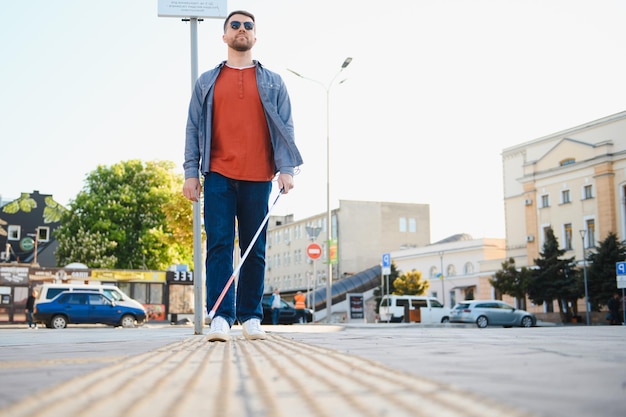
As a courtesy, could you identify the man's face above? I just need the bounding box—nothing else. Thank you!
[223,14,256,52]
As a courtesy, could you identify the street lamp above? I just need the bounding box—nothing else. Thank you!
[579,230,591,325]
[288,57,352,323]
[439,251,445,307]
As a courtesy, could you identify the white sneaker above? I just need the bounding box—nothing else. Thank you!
[207,316,231,342]
[242,318,267,340]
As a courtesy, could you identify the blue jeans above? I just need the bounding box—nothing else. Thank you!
[204,172,271,327]
[272,307,281,325]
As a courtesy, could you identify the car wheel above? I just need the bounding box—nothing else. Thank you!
[441,317,450,323]
[51,315,67,329]
[521,316,533,327]
[476,315,489,328]
[120,314,136,328]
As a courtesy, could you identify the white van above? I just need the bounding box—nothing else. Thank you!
[379,295,451,323]
[36,284,144,310]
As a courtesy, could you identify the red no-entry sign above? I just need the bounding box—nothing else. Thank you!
[306,243,322,260]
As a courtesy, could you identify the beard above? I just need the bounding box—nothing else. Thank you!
[229,37,253,52]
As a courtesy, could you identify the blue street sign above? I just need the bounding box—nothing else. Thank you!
[382,253,391,268]
[616,262,626,276]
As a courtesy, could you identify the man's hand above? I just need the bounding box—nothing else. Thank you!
[183,178,201,202]
[277,173,294,194]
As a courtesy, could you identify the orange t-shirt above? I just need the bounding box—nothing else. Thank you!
[210,65,274,181]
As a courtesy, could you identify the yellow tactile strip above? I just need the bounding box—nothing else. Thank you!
[1,334,537,417]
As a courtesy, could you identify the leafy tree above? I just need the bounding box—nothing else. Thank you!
[392,269,429,296]
[55,160,193,270]
[490,257,533,310]
[528,228,579,320]
[586,232,626,310]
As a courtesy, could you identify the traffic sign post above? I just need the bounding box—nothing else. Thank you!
[158,0,227,335]
[615,262,626,326]
[382,253,391,318]
[306,243,322,260]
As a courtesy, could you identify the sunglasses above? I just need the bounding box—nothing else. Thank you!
[230,21,254,31]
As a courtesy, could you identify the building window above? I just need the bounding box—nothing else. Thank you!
[541,194,550,208]
[560,158,575,166]
[37,227,50,242]
[464,262,474,275]
[563,223,573,250]
[408,218,417,233]
[446,264,456,277]
[583,184,593,200]
[399,217,407,232]
[7,225,20,241]
[561,190,571,204]
[429,266,437,278]
[585,219,596,248]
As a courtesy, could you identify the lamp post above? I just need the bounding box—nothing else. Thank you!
[439,251,445,307]
[288,57,352,323]
[579,230,591,326]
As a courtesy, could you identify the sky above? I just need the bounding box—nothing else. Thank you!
[1,0,626,243]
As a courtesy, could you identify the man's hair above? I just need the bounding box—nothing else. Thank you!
[223,10,255,33]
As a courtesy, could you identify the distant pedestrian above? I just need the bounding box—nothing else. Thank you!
[607,293,621,325]
[25,289,38,329]
[270,289,282,325]
[294,291,306,323]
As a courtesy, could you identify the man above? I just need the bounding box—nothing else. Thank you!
[270,288,282,325]
[607,293,621,325]
[183,10,303,342]
[294,290,306,323]
[25,288,38,329]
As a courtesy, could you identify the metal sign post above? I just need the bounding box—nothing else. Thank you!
[382,253,391,322]
[158,0,227,335]
[616,262,626,325]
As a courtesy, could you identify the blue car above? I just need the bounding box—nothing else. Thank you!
[34,290,147,329]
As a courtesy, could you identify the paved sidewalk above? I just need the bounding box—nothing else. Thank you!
[1,324,624,417]
[0,325,536,417]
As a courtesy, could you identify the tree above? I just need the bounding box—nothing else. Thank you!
[586,232,626,310]
[490,257,533,310]
[393,269,430,296]
[55,160,193,270]
[528,228,579,321]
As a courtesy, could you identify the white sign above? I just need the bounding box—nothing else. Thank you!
[158,0,227,18]
[617,275,626,289]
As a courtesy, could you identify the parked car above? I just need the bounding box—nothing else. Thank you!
[34,290,147,329]
[36,283,144,311]
[261,295,313,324]
[450,300,536,328]
[378,295,451,323]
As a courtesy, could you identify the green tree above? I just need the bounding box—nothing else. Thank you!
[490,257,533,310]
[392,269,429,296]
[586,232,626,310]
[528,228,579,321]
[55,160,193,270]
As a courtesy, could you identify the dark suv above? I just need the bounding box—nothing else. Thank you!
[261,295,313,324]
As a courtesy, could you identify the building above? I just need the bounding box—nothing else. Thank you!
[0,190,65,266]
[502,110,626,320]
[265,200,430,295]
[389,234,506,308]
[502,110,626,267]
